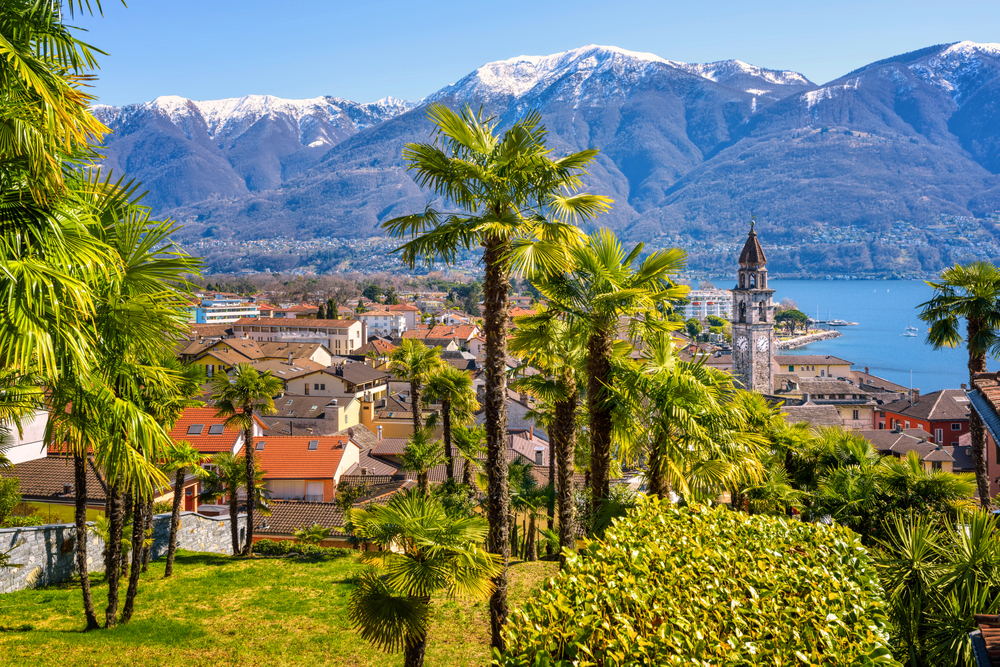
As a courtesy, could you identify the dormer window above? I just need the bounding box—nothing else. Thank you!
[255,441,265,451]
[187,424,204,435]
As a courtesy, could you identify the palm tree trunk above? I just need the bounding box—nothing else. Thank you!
[165,469,185,578]
[141,498,153,572]
[419,472,429,496]
[243,414,255,556]
[411,379,423,434]
[121,497,145,624]
[120,492,132,582]
[546,429,555,555]
[587,327,614,527]
[967,319,993,509]
[228,484,240,555]
[526,513,537,562]
[443,399,454,481]
[647,435,665,498]
[403,596,431,667]
[105,484,123,628]
[482,235,511,650]
[555,392,577,565]
[462,459,475,493]
[73,454,100,630]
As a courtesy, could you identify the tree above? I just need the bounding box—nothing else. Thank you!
[532,230,687,523]
[347,492,502,667]
[383,105,610,647]
[389,339,444,435]
[211,364,283,554]
[161,440,208,578]
[401,429,446,496]
[362,283,382,303]
[424,365,477,481]
[685,317,703,339]
[317,303,326,319]
[326,297,338,319]
[199,452,249,555]
[774,308,808,335]
[293,523,331,545]
[920,262,1000,509]
[452,425,486,492]
[0,478,20,525]
[384,287,400,305]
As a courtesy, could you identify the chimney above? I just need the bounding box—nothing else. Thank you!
[287,352,293,365]
[63,484,72,495]
[961,383,968,390]
[865,366,870,374]
[377,425,383,441]
[529,426,534,439]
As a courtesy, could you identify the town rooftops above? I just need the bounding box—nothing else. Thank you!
[272,395,343,419]
[255,501,348,538]
[258,341,329,359]
[236,435,354,479]
[182,323,232,340]
[774,354,854,367]
[0,456,108,503]
[168,406,267,454]
[882,389,972,421]
[247,358,326,380]
[781,404,843,429]
[357,340,397,356]
[388,303,420,312]
[321,363,391,386]
[401,324,478,341]
[234,317,357,328]
[849,370,910,394]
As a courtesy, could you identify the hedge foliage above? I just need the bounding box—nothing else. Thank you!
[495,497,898,667]
[252,539,354,559]
[1,514,45,528]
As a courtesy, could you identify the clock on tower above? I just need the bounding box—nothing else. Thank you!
[730,218,775,394]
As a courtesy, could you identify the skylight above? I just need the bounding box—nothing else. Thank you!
[308,440,319,450]
[208,424,225,435]
[187,424,204,435]
[256,441,265,450]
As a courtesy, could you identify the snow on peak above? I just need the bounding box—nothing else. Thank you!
[909,41,1000,103]
[802,78,861,109]
[940,41,1000,58]
[685,59,812,87]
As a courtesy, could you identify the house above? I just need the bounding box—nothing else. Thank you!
[705,352,733,372]
[849,367,914,398]
[858,427,958,472]
[468,336,485,359]
[258,341,334,367]
[876,389,970,446]
[238,435,360,503]
[233,317,365,355]
[774,376,877,430]
[387,303,421,329]
[509,307,537,322]
[474,388,545,439]
[356,309,408,337]
[782,404,844,429]
[3,409,48,465]
[356,339,396,368]
[681,289,734,320]
[440,350,478,373]
[169,406,269,457]
[400,324,479,350]
[433,311,473,326]
[191,297,259,324]
[188,338,265,377]
[237,358,328,389]
[966,372,1000,498]
[774,354,853,378]
[358,393,441,439]
[268,304,319,319]
[287,362,391,401]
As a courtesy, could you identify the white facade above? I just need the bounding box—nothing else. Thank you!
[3,410,48,464]
[194,298,259,324]
[682,290,733,320]
[233,319,365,355]
[357,311,407,337]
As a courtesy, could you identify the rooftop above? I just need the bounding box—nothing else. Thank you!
[882,389,971,422]
[236,435,354,479]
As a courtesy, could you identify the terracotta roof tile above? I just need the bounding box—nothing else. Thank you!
[237,435,353,479]
[235,317,357,327]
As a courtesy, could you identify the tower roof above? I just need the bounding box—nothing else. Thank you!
[739,221,767,268]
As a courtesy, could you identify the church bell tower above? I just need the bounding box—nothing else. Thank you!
[730,218,774,394]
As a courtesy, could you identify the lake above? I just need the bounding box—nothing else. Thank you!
[757,279,985,393]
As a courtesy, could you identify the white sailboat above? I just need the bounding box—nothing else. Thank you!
[901,323,918,337]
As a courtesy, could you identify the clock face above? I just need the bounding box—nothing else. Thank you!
[756,335,769,352]
[736,336,748,352]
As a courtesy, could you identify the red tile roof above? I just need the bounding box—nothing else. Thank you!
[234,317,357,327]
[388,304,420,312]
[236,435,353,479]
[168,407,269,454]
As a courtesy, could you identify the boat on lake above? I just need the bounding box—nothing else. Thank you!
[901,324,919,337]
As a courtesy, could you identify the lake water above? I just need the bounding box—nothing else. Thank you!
[760,280,986,393]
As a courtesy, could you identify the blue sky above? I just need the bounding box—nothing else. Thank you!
[75,0,1000,106]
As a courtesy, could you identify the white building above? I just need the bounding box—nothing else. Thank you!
[682,290,733,320]
[356,310,408,337]
[233,317,366,355]
[2,410,48,464]
[192,297,259,324]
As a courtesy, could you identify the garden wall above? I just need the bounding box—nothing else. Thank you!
[0,512,247,594]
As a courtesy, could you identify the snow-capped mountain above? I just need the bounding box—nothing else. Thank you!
[94,42,1000,275]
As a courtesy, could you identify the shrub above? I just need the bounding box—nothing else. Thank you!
[0,478,20,524]
[495,497,897,666]
[1,514,45,528]
[252,539,354,559]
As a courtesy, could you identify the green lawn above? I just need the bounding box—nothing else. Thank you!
[0,550,557,667]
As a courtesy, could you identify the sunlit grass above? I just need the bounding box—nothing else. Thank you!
[0,550,557,667]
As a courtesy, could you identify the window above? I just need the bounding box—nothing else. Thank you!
[788,365,795,372]
[255,440,265,451]
[187,424,204,435]
[308,440,319,451]
[932,461,942,471]
[952,423,962,431]
[852,409,859,420]
[535,451,543,465]
[208,424,225,435]
[935,428,943,443]
[904,421,910,429]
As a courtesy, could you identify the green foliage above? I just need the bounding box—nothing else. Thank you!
[335,480,372,512]
[1,514,45,528]
[432,478,479,518]
[685,317,702,338]
[251,539,354,559]
[705,315,727,327]
[495,498,897,666]
[0,478,20,525]
[151,501,173,515]
[292,523,333,545]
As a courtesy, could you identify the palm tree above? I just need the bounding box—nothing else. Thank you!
[919,262,1000,508]
[401,429,446,496]
[388,339,444,435]
[199,452,249,555]
[347,491,502,667]
[509,311,587,557]
[293,524,331,545]
[452,425,486,493]
[424,365,477,480]
[383,105,610,647]
[162,440,208,578]
[533,234,687,518]
[211,364,282,555]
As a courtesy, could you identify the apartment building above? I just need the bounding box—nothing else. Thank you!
[681,290,733,320]
[233,317,366,355]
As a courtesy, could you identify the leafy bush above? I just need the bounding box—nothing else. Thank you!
[252,539,354,559]
[0,478,20,524]
[1,514,45,528]
[152,501,174,514]
[495,497,897,666]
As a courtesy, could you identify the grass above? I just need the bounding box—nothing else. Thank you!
[0,550,557,667]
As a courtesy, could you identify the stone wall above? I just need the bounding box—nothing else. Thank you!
[0,512,246,594]
[775,330,843,350]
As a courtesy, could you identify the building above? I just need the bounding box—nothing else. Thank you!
[191,297,259,324]
[774,377,878,430]
[387,303,421,329]
[169,406,270,457]
[730,221,775,393]
[356,309,408,337]
[774,355,853,379]
[233,317,365,355]
[288,362,392,402]
[238,435,360,503]
[858,427,959,472]
[876,389,970,446]
[257,341,334,367]
[682,290,733,320]
[3,410,47,465]
[965,372,1000,498]
[400,324,479,350]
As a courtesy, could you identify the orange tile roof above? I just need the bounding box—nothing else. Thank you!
[237,435,352,479]
[401,324,478,340]
[388,303,420,312]
[510,307,537,317]
[169,406,269,454]
[235,317,357,327]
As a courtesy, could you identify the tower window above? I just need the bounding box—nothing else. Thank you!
[750,274,756,288]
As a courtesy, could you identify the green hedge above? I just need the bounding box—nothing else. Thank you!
[252,539,354,559]
[1,515,46,528]
[495,497,898,666]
